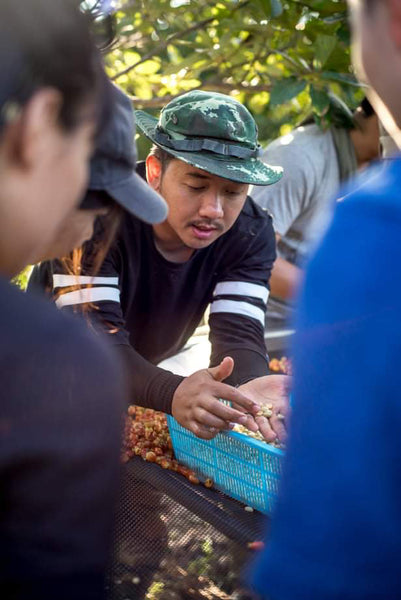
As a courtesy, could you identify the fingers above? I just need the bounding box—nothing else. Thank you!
[204,397,256,426]
[208,356,234,382]
[214,382,260,415]
[269,412,287,442]
[255,416,279,443]
[190,422,220,440]
[193,408,228,430]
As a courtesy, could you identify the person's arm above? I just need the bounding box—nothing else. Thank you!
[0,314,124,600]
[208,212,293,441]
[250,197,401,599]
[209,211,276,385]
[118,344,261,439]
[35,250,262,439]
[269,234,302,301]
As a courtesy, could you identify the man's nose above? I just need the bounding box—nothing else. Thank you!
[198,191,224,219]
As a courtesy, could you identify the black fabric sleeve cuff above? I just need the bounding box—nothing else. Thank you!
[116,345,184,414]
[211,347,269,387]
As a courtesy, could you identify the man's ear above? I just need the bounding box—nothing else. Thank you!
[6,89,63,171]
[388,0,401,49]
[146,154,163,192]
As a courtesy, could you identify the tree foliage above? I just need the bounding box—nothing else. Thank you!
[101,0,364,145]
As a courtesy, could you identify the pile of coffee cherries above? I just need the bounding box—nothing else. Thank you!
[269,356,292,375]
[122,405,213,488]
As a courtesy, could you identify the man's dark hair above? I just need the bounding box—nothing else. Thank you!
[148,144,176,175]
[360,97,375,118]
[79,0,117,52]
[0,0,107,134]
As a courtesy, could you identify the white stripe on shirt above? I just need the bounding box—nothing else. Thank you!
[55,287,120,308]
[210,299,265,326]
[213,281,269,304]
[53,274,119,288]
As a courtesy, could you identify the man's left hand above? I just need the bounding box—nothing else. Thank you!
[237,375,292,442]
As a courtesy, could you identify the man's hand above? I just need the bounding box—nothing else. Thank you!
[237,375,292,442]
[171,357,261,439]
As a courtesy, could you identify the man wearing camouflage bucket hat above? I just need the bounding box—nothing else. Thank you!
[33,89,290,442]
[135,90,282,186]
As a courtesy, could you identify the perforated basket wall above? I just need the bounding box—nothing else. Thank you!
[167,416,284,515]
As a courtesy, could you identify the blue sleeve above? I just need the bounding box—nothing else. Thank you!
[250,197,401,599]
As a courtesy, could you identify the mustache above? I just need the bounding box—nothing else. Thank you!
[190,220,224,231]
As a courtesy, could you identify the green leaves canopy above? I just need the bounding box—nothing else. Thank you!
[104,0,365,146]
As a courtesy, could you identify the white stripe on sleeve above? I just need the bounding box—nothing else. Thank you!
[213,281,269,304]
[53,274,119,287]
[55,287,120,308]
[210,299,265,326]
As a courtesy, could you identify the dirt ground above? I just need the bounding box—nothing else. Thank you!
[109,485,261,600]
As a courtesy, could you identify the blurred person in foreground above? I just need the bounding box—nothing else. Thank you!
[252,99,379,328]
[31,90,292,444]
[0,2,128,598]
[31,83,168,267]
[249,0,401,598]
[27,82,172,600]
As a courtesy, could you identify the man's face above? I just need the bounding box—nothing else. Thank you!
[147,156,249,251]
[348,0,384,89]
[348,0,401,141]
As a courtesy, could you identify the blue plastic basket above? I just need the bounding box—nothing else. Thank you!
[167,416,284,515]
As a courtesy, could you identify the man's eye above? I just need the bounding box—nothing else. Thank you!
[187,185,205,191]
[225,190,241,196]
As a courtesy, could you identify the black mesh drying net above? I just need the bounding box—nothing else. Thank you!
[106,457,268,600]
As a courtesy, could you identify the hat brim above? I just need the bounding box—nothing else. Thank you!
[103,171,168,225]
[135,110,283,186]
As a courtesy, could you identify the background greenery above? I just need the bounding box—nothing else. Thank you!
[97,0,365,156]
[15,1,363,289]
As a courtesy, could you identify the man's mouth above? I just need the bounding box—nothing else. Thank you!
[190,223,219,240]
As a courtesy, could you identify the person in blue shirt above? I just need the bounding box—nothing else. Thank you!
[250,0,401,598]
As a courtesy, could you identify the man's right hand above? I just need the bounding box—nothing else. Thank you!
[171,356,261,439]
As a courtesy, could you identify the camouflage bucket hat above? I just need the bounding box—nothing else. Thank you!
[135,90,283,186]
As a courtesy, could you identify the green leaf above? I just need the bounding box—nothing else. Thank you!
[336,23,351,45]
[321,71,363,87]
[313,34,337,70]
[258,0,283,19]
[327,92,355,128]
[107,0,360,144]
[135,59,160,75]
[310,85,330,116]
[270,77,307,106]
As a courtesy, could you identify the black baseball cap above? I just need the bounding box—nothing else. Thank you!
[81,83,168,224]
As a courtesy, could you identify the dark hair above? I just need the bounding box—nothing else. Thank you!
[80,0,118,52]
[360,97,375,118]
[148,144,176,175]
[0,0,106,134]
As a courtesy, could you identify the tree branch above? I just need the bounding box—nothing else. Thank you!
[111,0,250,81]
[128,80,273,109]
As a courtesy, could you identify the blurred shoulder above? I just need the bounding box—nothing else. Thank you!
[340,156,401,215]
[0,277,119,374]
[263,123,330,158]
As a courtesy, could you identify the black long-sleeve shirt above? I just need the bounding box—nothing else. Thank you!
[0,276,124,599]
[29,188,276,414]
